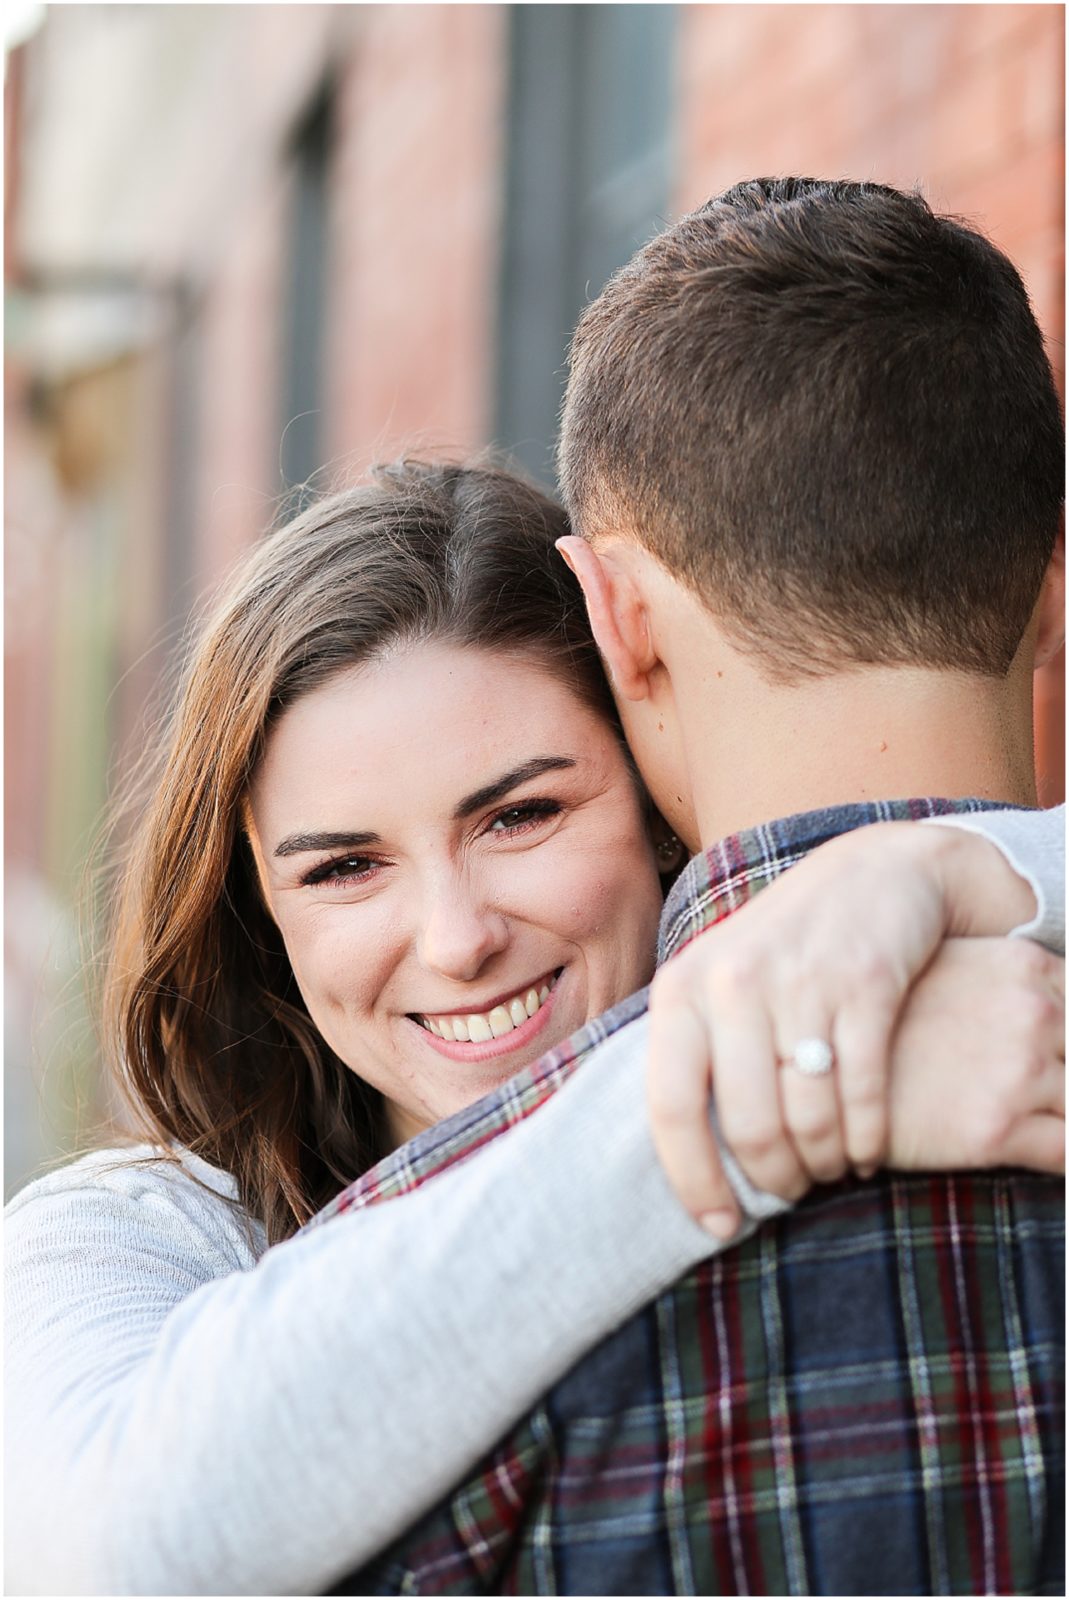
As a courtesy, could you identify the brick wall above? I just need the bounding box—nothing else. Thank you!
[191,175,288,592]
[324,4,505,470]
[678,5,1063,370]
[172,5,506,585]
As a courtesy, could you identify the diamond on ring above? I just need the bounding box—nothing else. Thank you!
[789,1037,835,1077]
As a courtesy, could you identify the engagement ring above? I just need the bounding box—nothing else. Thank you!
[786,1037,835,1077]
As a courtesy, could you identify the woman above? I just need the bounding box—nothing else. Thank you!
[6,462,1062,1596]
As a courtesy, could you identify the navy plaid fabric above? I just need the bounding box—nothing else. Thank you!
[324,800,1064,1596]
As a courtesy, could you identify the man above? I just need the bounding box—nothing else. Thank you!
[329,179,1064,1593]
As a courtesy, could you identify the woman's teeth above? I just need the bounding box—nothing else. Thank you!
[421,975,557,1042]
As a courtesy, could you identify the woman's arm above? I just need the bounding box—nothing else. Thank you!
[648,804,1065,1227]
[5,1021,751,1598]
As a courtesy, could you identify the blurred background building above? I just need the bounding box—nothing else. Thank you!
[5,3,1064,1194]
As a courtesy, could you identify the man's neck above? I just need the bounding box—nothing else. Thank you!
[677,656,1037,847]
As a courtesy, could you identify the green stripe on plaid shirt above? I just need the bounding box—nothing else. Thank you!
[316,799,1064,1596]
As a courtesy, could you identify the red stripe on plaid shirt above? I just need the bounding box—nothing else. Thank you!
[720,1257,768,1592]
[959,1178,1016,1592]
[932,1176,995,1593]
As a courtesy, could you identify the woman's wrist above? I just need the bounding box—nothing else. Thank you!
[919,816,1041,939]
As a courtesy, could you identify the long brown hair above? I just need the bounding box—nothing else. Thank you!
[101,462,617,1243]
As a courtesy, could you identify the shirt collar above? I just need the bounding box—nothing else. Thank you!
[658,796,1014,965]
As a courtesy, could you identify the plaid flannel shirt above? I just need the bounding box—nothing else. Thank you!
[316,799,1064,1596]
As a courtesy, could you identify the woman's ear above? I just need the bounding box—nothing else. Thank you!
[1034,525,1065,671]
[556,535,656,702]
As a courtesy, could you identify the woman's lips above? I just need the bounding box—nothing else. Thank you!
[409,971,562,1063]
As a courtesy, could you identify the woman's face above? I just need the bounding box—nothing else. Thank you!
[246,641,664,1145]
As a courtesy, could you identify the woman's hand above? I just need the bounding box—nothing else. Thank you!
[647,820,1059,1235]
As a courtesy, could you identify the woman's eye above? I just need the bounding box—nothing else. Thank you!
[303,855,379,887]
[486,799,562,834]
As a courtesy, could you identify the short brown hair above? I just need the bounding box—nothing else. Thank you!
[559,177,1064,679]
[102,462,611,1242]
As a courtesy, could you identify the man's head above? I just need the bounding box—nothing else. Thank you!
[559,176,1062,678]
[556,177,1065,843]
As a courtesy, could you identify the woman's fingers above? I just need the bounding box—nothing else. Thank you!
[646,987,741,1237]
[649,954,814,1216]
[708,999,810,1201]
[773,1021,847,1185]
[828,992,900,1175]
[769,962,899,1185]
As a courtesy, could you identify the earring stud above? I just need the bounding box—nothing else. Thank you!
[656,834,683,866]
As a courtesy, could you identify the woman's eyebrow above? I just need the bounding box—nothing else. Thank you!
[453,757,577,821]
[274,830,380,859]
[272,758,577,856]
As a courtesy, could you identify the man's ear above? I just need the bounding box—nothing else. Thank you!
[556,535,655,701]
[1034,526,1065,671]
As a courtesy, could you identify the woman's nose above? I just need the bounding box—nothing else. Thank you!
[415,875,509,981]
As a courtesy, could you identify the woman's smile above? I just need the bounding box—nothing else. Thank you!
[245,641,665,1146]
[408,968,562,1060]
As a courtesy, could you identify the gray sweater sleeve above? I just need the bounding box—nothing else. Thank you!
[922,803,1065,952]
[6,1014,765,1598]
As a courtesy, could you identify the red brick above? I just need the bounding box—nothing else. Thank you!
[193,178,285,590]
[951,3,1049,65]
[323,4,503,465]
[1016,16,1066,150]
[847,5,960,111]
[930,64,1015,183]
[678,4,777,86]
[950,136,1064,260]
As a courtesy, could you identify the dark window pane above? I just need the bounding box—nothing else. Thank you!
[494,5,676,487]
[279,88,332,502]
